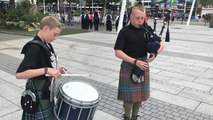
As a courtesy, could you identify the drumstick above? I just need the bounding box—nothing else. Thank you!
[61,67,68,74]
[45,74,91,77]
[60,67,90,76]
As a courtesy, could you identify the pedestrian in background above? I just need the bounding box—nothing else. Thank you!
[89,11,94,30]
[115,14,119,31]
[93,9,100,31]
[16,16,66,120]
[106,11,112,31]
[67,10,73,26]
[114,4,164,120]
[83,9,90,30]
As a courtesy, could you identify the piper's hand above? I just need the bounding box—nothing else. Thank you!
[147,53,156,62]
[136,60,149,70]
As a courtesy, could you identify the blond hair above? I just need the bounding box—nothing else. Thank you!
[39,16,62,30]
[130,4,146,15]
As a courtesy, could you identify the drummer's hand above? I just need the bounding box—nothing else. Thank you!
[59,66,68,74]
[47,68,62,78]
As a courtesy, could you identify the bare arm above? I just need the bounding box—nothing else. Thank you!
[16,67,62,79]
[115,50,135,64]
[157,40,164,54]
[147,40,164,62]
[115,50,148,70]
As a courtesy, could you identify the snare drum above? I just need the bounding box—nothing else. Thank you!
[54,81,100,120]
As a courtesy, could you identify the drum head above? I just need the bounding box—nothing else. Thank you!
[62,81,99,103]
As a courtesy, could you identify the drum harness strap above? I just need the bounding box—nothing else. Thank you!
[25,40,57,100]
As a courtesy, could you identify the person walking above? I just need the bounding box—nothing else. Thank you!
[106,12,112,31]
[67,10,73,26]
[115,14,119,31]
[93,10,100,31]
[114,4,164,120]
[84,9,90,30]
[89,11,94,30]
[123,12,128,28]
[16,16,67,120]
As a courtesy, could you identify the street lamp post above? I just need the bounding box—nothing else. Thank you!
[187,0,196,25]
[43,0,45,14]
[79,0,82,15]
[117,0,127,33]
[184,0,187,13]
[57,0,59,12]
[92,0,93,12]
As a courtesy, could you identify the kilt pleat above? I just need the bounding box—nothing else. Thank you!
[117,58,150,102]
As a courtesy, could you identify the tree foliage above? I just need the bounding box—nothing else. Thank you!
[37,0,57,4]
[4,0,46,29]
[197,0,213,7]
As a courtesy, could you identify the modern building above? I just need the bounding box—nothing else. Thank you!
[129,0,152,8]
[0,0,9,12]
[202,6,213,15]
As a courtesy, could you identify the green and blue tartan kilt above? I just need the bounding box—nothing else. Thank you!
[117,58,150,102]
[22,78,57,120]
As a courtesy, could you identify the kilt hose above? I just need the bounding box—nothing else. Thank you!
[117,58,150,102]
[22,78,57,120]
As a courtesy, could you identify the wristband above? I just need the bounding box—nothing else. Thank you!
[44,67,48,74]
[133,59,137,65]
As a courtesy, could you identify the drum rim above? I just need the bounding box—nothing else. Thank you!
[59,81,100,105]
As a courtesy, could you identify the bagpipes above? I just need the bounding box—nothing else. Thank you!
[165,20,170,42]
[131,19,168,84]
[140,17,170,57]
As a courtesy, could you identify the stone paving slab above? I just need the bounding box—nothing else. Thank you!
[94,110,120,120]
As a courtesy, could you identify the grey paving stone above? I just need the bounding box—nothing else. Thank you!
[172,112,181,117]
[0,97,20,117]
[173,116,182,120]
[179,114,189,119]
[179,90,213,107]
[94,110,120,120]
[0,83,23,100]
[0,110,22,120]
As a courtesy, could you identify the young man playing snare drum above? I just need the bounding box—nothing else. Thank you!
[16,16,67,120]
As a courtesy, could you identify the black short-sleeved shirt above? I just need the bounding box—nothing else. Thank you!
[16,35,53,78]
[114,24,153,58]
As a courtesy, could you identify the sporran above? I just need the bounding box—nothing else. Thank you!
[130,66,145,84]
[21,79,38,114]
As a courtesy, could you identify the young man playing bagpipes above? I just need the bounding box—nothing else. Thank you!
[114,4,164,120]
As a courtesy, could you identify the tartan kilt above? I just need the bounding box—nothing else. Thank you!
[22,78,57,120]
[117,58,150,102]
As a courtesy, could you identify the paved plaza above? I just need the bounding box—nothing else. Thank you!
[0,20,213,120]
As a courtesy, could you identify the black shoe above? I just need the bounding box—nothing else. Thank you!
[123,114,131,120]
[131,115,140,120]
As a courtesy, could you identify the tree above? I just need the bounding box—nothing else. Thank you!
[197,0,213,7]
[9,0,15,10]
